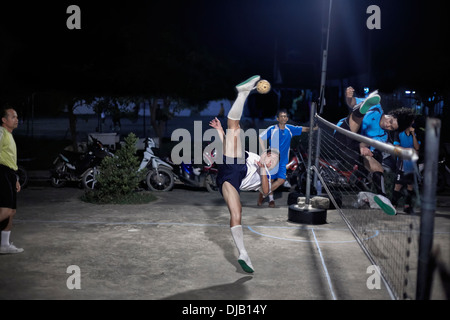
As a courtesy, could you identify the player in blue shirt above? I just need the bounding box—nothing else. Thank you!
[359,105,415,212]
[335,87,415,215]
[258,109,315,207]
[391,122,420,214]
[334,88,382,171]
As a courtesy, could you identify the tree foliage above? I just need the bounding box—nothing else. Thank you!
[85,132,146,203]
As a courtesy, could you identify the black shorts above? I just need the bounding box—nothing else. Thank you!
[395,171,414,186]
[216,154,248,196]
[0,165,17,209]
[371,149,384,164]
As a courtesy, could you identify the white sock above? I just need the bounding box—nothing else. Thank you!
[268,194,274,201]
[227,91,250,121]
[1,231,11,247]
[231,225,254,272]
[230,225,247,255]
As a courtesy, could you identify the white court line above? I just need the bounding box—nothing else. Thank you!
[247,226,378,243]
[312,228,337,300]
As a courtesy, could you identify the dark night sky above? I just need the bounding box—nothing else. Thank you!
[0,0,448,96]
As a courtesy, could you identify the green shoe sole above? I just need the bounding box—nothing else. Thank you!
[360,95,381,114]
[236,75,260,88]
[238,259,254,273]
[374,196,396,216]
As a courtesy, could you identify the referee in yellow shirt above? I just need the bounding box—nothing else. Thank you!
[0,106,23,254]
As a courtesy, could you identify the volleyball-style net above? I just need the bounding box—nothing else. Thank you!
[304,111,423,300]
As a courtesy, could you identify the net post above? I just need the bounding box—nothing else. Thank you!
[416,118,441,300]
[305,102,317,204]
[313,118,321,193]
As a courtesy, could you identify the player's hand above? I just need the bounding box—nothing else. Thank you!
[258,162,271,175]
[16,180,21,193]
[256,159,272,171]
[346,86,355,98]
[209,117,222,130]
[360,146,373,157]
[256,160,268,168]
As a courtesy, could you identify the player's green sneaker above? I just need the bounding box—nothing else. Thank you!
[374,194,397,216]
[236,75,261,92]
[357,90,381,115]
[238,253,255,273]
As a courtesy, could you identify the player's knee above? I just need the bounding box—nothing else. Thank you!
[0,208,14,218]
[230,212,242,226]
[276,177,286,184]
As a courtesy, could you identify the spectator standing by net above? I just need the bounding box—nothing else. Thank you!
[391,122,420,214]
[0,107,23,254]
[258,109,316,208]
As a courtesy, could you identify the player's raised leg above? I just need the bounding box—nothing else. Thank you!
[225,75,260,159]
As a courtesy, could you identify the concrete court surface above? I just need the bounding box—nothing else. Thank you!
[0,183,447,301]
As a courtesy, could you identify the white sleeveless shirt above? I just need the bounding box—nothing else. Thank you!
[240,152,271,192]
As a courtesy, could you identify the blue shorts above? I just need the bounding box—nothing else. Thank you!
[216,154,248,195]
[270,163,287,180]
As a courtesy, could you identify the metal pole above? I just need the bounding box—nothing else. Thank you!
[416,118,441,300]
[314,0,333,190]
[318,0,333,114]
[305,102,317,205]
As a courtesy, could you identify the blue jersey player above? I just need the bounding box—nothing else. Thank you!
[336,87,415,215]
[391,123,420,214]
[258,109,316,207]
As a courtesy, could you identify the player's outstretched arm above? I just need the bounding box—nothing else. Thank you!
[209,117,225,143]
[256,160,271,196]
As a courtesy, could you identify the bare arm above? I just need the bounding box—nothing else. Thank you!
[209,117,225,143]
[360,142,373,156]
[301,126,318,133]
[256,159,272,196]
[410,127,420,151]
[346,86,356,109]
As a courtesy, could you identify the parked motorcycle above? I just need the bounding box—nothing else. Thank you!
[139,138,175,192]
[139,138,219,192]
[201,147,219,193]
[288,143,369,194]
[166,147,219,192]
[50,135,114,189]
[285,144,308,189]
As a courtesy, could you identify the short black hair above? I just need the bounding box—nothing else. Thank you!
[265,147,280,157]
[277,109,288,117]
[388,107,416,132]
[1,105,14,119]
